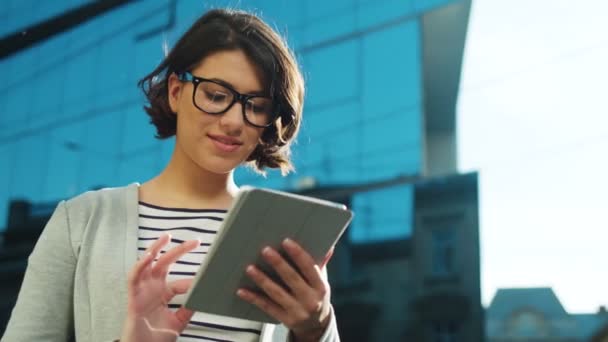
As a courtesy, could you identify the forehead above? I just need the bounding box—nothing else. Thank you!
[191,49,267,93]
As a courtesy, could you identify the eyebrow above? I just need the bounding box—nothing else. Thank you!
[207,77,268,97]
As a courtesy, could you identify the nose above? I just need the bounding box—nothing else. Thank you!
[219,100,245,134]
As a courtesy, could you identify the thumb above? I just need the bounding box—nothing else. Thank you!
[168,278,193,295]
[169,279,195,328]
[175,307,195,327]
[163,278,193,303]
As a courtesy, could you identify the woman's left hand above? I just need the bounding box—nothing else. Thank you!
[236,238,334,342]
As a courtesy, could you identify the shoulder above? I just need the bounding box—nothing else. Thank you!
[61,183,138,229]
[65,183,136,209]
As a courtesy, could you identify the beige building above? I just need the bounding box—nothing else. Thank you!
[486,287,608,342]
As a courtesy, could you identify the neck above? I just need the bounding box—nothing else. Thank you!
[142,144,239,209]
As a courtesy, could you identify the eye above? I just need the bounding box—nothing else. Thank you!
[247,99,272,114]
[206,91,228,103]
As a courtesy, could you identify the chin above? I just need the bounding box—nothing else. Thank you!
[197,157,243,175]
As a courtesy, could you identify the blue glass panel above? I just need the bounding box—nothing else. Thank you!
[132,0,171,36]
[63,47,100,113]
[10,135,49,201]
[29,66,66,130]
[362,20,420,117]
[249,0,304,28]
[234,166,288,190]
[302,8,356,47]
[349,184,413,243]
[0,0,429,232]
[360,21,422,177]
[174,0,208,35]
[284,27,305,51]
[133,37,166,88]
[6,47,37,92]
[80,154,119,192]
[120,105,158,156]
[319,126,360,184]
[297,102,362,184]
[305,0,355,21]
[0,82,26,131]
[159,137,175,170]
[302,102,360,143]
[0,87,5,131]
[97,34,132,92]
[0,58,12,92]
[0,144,13,230]
[82,109,123,157]
[43,122,86,200]
[414,0,457,13]
[117,146,163,186]
[301,40,359,108]
[361,106,421,161]
[357,0,415,30]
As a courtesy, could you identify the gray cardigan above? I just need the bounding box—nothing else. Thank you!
[2,183,339,342]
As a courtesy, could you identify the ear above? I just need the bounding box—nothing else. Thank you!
[167,73,183,114]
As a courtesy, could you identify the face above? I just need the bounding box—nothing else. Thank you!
[168,49,267,174]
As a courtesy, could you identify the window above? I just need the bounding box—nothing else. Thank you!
[506,310,549,338]
[349,184,413,243]
[432,321,458,342]
[431,229,455,276]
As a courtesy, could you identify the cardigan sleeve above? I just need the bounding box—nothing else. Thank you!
[2,201,77,342]
[271,306,340,342]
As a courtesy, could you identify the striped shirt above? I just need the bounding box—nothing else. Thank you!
[138,201,263,342]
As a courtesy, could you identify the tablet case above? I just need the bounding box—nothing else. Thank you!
[183,186,353,323]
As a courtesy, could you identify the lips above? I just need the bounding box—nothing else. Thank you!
[208,134,243,153]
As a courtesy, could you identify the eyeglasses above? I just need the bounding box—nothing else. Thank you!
[178,72,276,128]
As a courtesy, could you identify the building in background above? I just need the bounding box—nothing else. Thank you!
[304,172,483,341]
[486,287,608,342]
[0,0,476,340]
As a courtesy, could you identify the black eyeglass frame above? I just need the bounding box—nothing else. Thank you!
[178,72,277,128]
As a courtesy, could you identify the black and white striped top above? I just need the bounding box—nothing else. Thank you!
[138,202,263,342]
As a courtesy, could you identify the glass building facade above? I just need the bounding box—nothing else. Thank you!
[0,0,459,243]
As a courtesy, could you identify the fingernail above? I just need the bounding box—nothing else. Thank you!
[283,238,295,247]
[246,265,256,274]
[262,246,272,256]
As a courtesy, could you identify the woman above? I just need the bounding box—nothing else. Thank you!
[2,8,339,342]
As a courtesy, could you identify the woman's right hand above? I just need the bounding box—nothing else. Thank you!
[119,233,200,342]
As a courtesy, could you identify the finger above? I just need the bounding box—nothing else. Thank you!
[146,233,172,256]
[245,265,300,311]
[236,288,288,323]
[128,251,155,289]
[261,247,309,295]
[152,239,200,277]
[128,234,172,286]
[282,239,325,291]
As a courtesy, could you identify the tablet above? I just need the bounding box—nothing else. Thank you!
[183,186,353,323]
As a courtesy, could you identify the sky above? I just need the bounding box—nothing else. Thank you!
[458,0,608,313]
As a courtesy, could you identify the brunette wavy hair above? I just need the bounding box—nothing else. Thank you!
[138,8,304,175]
